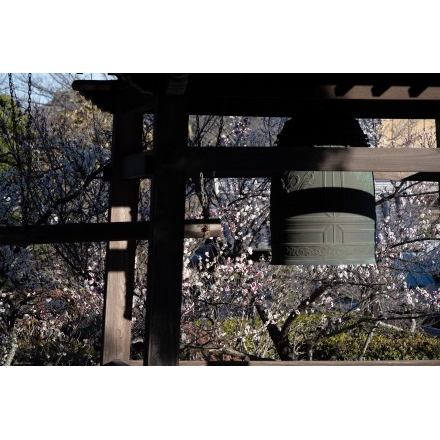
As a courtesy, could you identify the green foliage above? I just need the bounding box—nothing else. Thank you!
[292,314,440,361]
[14,337,100,366]
[220,316,279,359]
[0,94,18,169]
[181,314,440,362]
[179,317,279,360]
[313,331,440,361]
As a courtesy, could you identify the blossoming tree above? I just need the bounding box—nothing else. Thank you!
[1,75,440,364]
[179,116,440,361]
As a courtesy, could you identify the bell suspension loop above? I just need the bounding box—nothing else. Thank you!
[26,73,33,132]
[7,73,34,144]
[7,74,19,146]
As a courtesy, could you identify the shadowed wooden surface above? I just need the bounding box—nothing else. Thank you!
[128,360,440,366]
[73,74,440,117]
[101,111,143,365]
[0,220,222,245]
[69,74,440,365]
[124,147,440,179]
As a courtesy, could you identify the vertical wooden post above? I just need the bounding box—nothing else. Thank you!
[101,109,143,365]
[144,95,188,365]
[435,119,440,203]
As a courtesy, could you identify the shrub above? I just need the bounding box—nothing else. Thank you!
[313,332,440,361]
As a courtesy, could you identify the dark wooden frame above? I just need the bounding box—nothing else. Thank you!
[3,74,440,365]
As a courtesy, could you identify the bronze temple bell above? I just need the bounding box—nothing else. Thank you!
[270,112,376,265]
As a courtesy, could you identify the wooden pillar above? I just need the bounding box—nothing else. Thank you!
[144,95,188,365]
[436,119,440,203]
[101,109,143,365]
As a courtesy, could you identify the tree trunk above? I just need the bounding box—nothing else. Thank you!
[358,323,379,361]
[3,328,18,366]
[255,302,295,360]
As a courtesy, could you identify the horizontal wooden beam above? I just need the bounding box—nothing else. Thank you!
[401,172,440,182]
[189,98,440,118]
[74,75,440,117]
[0,222,149,245]
[129,359,440,366]
[373,172,420,181]
[72,80,155,113]
[0,220,222,245]
[374,171,440,181]
[124,147,440,179]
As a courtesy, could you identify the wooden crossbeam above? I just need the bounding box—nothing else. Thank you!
[72,80,155,114]
[0,222,149,245]
[0,220,222,246]
[123,147,440,179]
[131,360,440,366]
[401,172,440,182]
[187,97,440,118]
[73,75,440,117]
